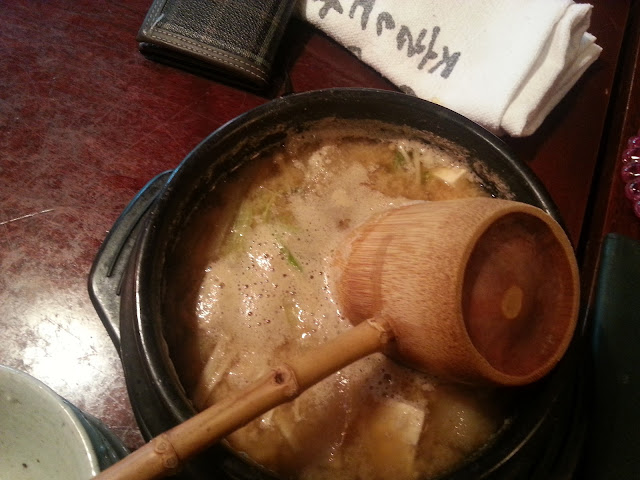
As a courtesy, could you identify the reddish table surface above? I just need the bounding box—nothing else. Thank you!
[1,0,638,453]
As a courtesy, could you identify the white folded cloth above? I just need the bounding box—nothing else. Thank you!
[297,0,602,137]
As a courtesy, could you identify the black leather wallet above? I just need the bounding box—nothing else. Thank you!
[136,0,296,91]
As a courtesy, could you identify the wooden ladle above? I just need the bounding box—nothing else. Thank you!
[93,197,580,480]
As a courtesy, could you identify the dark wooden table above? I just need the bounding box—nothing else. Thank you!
[1,0,638,458]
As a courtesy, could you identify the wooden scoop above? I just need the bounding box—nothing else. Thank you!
[93,197,580,480]
[335,197,580,385]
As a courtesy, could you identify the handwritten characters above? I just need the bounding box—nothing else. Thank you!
[311,0,461,79]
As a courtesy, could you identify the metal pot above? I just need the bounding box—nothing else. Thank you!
[89,88,586,480]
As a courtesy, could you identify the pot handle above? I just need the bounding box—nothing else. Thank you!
[88,171,173,355]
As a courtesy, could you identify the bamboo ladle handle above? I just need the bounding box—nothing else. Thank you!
[92,319,393,480]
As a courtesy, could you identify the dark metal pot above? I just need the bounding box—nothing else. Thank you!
[89,88,586,480]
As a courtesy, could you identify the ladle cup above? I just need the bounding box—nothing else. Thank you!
[92,197,580,480]
[335,197,580,385]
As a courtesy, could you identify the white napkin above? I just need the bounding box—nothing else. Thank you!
[297,0,602,137]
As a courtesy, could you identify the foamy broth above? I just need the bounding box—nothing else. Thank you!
[164,120,513,480]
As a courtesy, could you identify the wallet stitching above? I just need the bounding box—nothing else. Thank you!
[146,0,164,31]
[149,31,268,82]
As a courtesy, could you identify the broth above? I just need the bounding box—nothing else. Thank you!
[165,121,513,480]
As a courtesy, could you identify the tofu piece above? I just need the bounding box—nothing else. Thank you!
[431,166,468,185]
[363,399,425,479]
[373,399,425,446]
